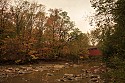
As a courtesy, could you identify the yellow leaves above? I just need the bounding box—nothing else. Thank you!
[15,59,21,63]
[28,50,38,59]
[31,55,38,59]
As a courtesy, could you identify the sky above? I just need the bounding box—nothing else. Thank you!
[29,0,95,33]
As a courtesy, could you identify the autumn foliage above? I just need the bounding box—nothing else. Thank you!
[0,0,89,64]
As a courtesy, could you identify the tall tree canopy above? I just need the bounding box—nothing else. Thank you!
[0,0,89,63]
[90,0,125,61]
[90,1,125,81]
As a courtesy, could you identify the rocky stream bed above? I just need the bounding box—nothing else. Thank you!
[0,62,107,83]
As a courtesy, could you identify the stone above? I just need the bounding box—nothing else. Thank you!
[90,78,99,83]
[15,68,20,71]
[46,73,53,76]
[90,75,100,79]
[8,68,13,70]
[66,77,74,80]
[64,74,74,77]
[74,77,82,81]
[75,74,81,77]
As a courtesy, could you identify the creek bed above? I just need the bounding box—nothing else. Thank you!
[0,61,106,83]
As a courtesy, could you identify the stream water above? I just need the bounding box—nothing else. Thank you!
[0,61,106,83]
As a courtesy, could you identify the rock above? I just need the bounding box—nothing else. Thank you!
[82,69,90,74]
[8,68,13,70]
[54,65,64,69]
[5,69,11,72]
[35,67,43,72]
[46,73,53,76]
[34,69,39,72]
[57,78,66,82]
[20,66,26,69]
[64,63,70,68]
[75,74,81,77]
[90,75,100,79]
[26,67,33,71]
[18,70,27,74]
[89,75,100,83]
[18,71,23,74]
[74,77,82,81]
[90,78,99,83]
[64,74,74,77]
[63,74,75,81]
[90,75,97,79]
[66,77,74,80]
[81,69,86,72]
[65,63,69,65]
[15,68,20,71]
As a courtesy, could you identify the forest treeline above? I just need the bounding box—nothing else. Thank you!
[90,0,125,66]
[0,0,90,64]
[90,0,125,82]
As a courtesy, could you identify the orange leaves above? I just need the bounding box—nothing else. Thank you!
[0,0,90,63]
[46,18,53,26]
[1,36,38,60]
[45,17,59,28]
[61,46,70,55]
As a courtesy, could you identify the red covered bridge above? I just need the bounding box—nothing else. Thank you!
[88,47,102,56]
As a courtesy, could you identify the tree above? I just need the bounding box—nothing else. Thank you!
[90,0,117,60]
[87,28,100,46]
[90,1,125,81]
[67,28,89,61]
[91,0,125,59]
[111,0,125,59]
[44,9,74,59]
[0,0,46,63]
[0,0,89,63]
[0,0,13,40]
[0,0,16,60]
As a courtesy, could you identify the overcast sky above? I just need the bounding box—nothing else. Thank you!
[29,0,95,33]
